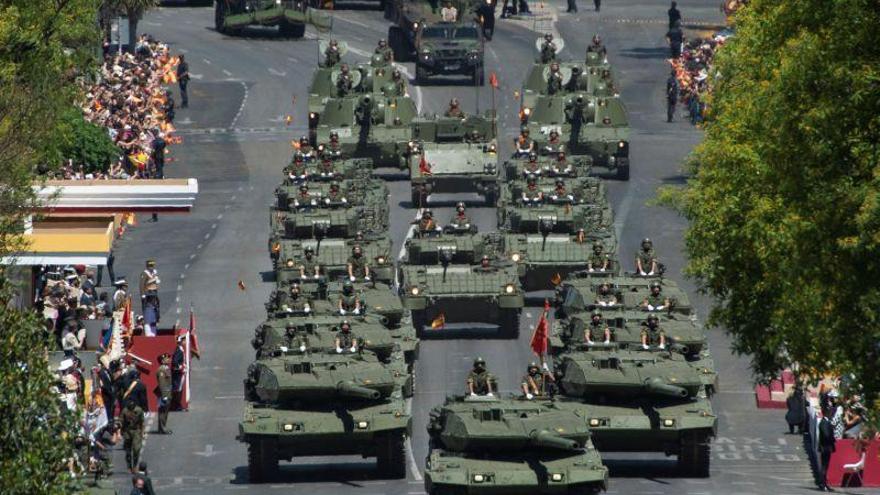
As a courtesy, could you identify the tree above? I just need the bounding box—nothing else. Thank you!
[106,0,159,52]
[664,1,880,419]
[40,107,120,174]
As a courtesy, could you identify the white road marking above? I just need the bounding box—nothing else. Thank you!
[202,58,212,65]
[197,243,203,250]
[204,233,211,240]
[404,397,423,481]
[268,68,287,77]
[230,82,248,128]
[211,223,217,229]
[222,69,232,76]
[189,73,204,80]
[177,284,183,291]
[216,213,223,220]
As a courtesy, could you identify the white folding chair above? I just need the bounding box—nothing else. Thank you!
[841,452,866,487]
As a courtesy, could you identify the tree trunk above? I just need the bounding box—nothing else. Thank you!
[127,15,139,53]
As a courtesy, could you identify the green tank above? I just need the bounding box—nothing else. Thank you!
[497,177,612,232]
[554,347,717,477]
[269,200,389,242]
[520,61,617,111]
[252,314,396,361]
[424,395,608,494]
[238,352,411,481]
[274,176,387,212]
[282,157,373,183]
[272,235,394,283]
[555,274,693,316]
[522,93,631,180]
[214,0,331,38]
[314,94,417,167]
[398,230,524,338]
[407,113,499,206]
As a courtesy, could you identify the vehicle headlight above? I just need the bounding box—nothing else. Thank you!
[356,421,369,429]
[410,286,420,296]
[413,22,419,29]
[589,418,600,427]
[408,140,415,149]
[618,140,625,148]
[663,418,675,427]
[511,253,521,262]
[504,284,515,294]
[522,107,531,116]
[309,112,317,119]
[275,0,281,4]
[551,473,564,482]
[487,143,496,153]
[376,256,386,265]
[286,259,295,268]
[472,474,485,483]
[283,423,294,431]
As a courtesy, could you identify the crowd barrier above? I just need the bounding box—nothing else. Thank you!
[127,329,190,412]
[807,403,879,487]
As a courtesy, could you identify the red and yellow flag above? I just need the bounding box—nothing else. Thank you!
[430,313,445,330]
[550,273,562,286]
[529,300,551,356]
[418,154,432,175]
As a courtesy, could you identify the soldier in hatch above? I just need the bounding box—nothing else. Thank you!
[444,98,465,118]
[467,357,496,396]
[324,131,343,157]
[298,136,315,160]
[348,245,371,282]
[566,65,586,92]
[280,283,311,314]
[337,280,362,315]
[335,320,359,354]
[285,152,308,182]
[545,129,564,154]
[565,95,590,124]
[641,281,671,311]
[641,313,666,350]
[465,129,483,143]
[549,151,572,175]
[521,175,544,204]
[299,246,321,280]
[336,64,354,96]
[324,39,341,67]
[449,202,471,229]
[316,156,338,177]
[587,34,607,58]
[594,281,619,307]
[523,152,542,176]
[635,237,659,276]
[540,33,557,64]
[588,241,610,272]
[414,209,440,236]
[325,181,347,205]
[391,69,407,96]
[521,362,553,399]
[585,310,612,345]
[513,126,535,155]
[550,179,575,203]
[375,39,393,62]
[547,62,563,95]
[294,184,314,208]
[473,255,496,273]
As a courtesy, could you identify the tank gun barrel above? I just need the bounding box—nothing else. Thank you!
[644,377,688,398]
[336,380,381,400]
[528,429,580,451]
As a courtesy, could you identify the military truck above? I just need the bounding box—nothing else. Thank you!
[521,93,631,180]
[385,0,485,84]
[214,0,331,37]
[425,395,608,494]
[314,94,417,167]
[554,346,717,477]
[398,229,523,338]
[406,113,498,206]
[238,352,411,481]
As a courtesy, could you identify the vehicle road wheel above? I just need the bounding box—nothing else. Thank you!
[499,309,520,339]
[483,186,497,206]
[376,432,406,478]
[214,2,226,33]
[411,186,424,208]
[247,437,279,483]
[615,157,630,180]
[416,66,429,85]
[279,21,306,38]
[388,26,407,62]
[412,310,427,338]
[678,431,710,477]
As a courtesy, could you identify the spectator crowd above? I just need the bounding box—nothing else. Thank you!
[668,29,730,125]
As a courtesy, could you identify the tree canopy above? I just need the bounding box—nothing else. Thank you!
[667,1,880,419]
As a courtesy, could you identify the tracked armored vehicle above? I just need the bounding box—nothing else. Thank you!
[406,113,499,206]
[521,60,617,111]
[252,314,400,362]
[425,395,608,494]
[214,0,330,37]
[555,273,693,316]
[398,229,523,338]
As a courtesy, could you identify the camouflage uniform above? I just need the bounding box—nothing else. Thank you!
[348,254,368,279]
[336,329,358,350]
[521,370,549,396]
[121,403,144,471]
[467,369,495,395]
[640,322,666,346]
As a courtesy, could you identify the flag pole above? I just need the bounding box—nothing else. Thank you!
[184,323,191,403]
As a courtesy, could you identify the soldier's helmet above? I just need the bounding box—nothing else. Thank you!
[299,184,309,192]
[571,65,582,74]
[520,124,530,134]
[528,362,540,373]
[449,97,459,108]
[528,151,538,161]
[290,283,301,294]
[650,281,661,291]
[550,62,560,71]
[592,34,602,45]
[544,33,553,42]
[341,320,351,332]
[549,129,559,139]
[355,230,365,240]
[299,135,309,145]
[526,174,538,185]
[378,39,387,48]
[392,69,402,80]
[591,309,603,320]
[641,237,653,250]
[646,314,659,326]
[555,179,565,187]
[329,39,338,47]
[480,255,490,265]
[352,244,363,255]
[474,357,486,368]
[456,201,466,213]
[340,64,350,73]
[293,152,304,162]
[592,241,603,253]
[469,129,480,140]
[557,151,566,160]
[342,280,353,293]
[423,209,433,218]
[330,131,339,140]
[146,259,156,267]
[598,281,611,293]
[330,181,340,190]
[304,246,314,255]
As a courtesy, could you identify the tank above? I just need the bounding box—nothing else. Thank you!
[520,59,617,111]
[522,93,631,180]
[238,352,411,482]
[269,203,389,242]
[273,176,388,212]
[313,94,417,167]
[397,230,524,338]
[272,235,394,283]
[424,395,608,494]
[214,0,331,38]
[555,274,693,317]
[282,157,373,184]
[385,0,486,84]
[407,113,499,206]
[497,176,613,234]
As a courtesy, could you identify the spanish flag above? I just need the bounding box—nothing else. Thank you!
[418,154,432,175]
[550,273,562,286]
[430,313,445,330]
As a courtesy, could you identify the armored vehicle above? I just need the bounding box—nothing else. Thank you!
[554,347,717,477]
[283,157,372,184]
[555,274,693,316]
[214,0,330,37]
[425,395,608,494]
[252,314,399,362]
[522,93,630,180]
[521,62,617,111]
[274,177,387,212]
[314,95,417,167]
[386,0,485,84]
[500,231,618,291]
[504,153,593,179]
[272,236,394,282]
[238,352,411,481]
[270,206,389,245]
[398,230,523,338]
[406,113,499,206]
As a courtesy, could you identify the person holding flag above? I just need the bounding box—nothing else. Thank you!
[525,300,556,399]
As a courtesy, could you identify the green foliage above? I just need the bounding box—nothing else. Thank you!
[0,276,80,494]
[103,0,159,50]
[40,107,119,174]
[673,0,880,417]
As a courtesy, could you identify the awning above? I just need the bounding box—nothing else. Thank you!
[1,216,114,266]
[34,178,199,213]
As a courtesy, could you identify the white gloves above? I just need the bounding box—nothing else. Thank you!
[526,393,534,400]
[604,338,610,344]
[336,347,343,353]
[364,276,371,281]
[349,276,356,282]
[349,345,357,353]
[642,344,649,350]
[469,392,477,397]
[542,362,550,371]
[486,392,494,397]
[658,343,666,350]
[339,309,346,315]
[299,344,306,352]
[353,308,361,315]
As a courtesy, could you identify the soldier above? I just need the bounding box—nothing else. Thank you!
[641,281,671,311]
[513,126,535,155]
[540,33,557,64]
[465,129,483,143]
[565,95,590,125]
[294,184,315,208]
[316,155,338,178]
[171,335,186,411]
[550,151,572,175]
[546,129,564,154]
[585,309,612,344]
[641,313,666,349]
[444,98,465,118]
[347,244,371,281]
[666,69,679,123]
[440,0,458,21]
[336,64,354,96]
[587,34,607,58]
[414,209,440,235]
[523,152,542,176]
[375,39,393,62]
[120,400,144,473]
[594,281,619,307]
[467,357,495,396]
[325,181,348,205]
[391,69,407,96]
[449,202,471,229]
[521,174,544,204]
[298,136,316,160]
[138,259,160,312]
[521,362,553,399]
[635,237,659,276]
[547,62,563,95]
[299,247,321,280]
[550,179,574,203]
[155,354,172,434]
[324,131,343,157]
[588,241,610,272]
[474,254,495,273]
[337,280,362,315]
[113,279,129,311]
[324,39,342,67]
[286,152,308,181]
[335,320,359,353]
[281,283,312,314]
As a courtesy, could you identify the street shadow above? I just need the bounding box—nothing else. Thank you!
[260,271,276,283]
[618,47,670,60]
[414,76,484,87]
[231,461,394,485]
[328,1,384,11]
[659,173,690,185]
[603,459,686,478]
[205,26,313,41]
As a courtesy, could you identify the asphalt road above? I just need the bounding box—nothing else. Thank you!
[106,1,833,494]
